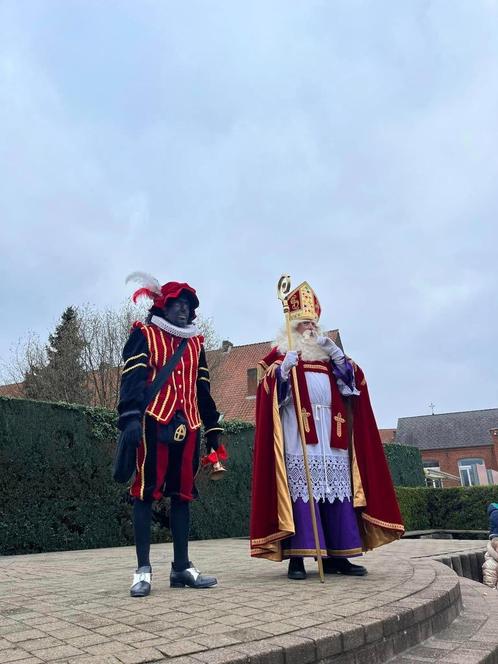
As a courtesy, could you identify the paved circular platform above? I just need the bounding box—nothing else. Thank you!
[0,539,488,664]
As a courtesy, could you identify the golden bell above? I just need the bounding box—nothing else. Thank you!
[210,460,227,481]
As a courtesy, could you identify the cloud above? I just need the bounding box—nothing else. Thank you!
[0,1,497,425]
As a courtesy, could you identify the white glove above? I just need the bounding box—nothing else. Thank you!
[280,350,299,380]
[316,336,344,362]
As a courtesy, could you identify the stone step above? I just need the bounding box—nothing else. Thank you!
[434,550,486,583]
[162,557,463,663]
[387,577,498,663]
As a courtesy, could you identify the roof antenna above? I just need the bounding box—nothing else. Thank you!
[429,402,436,415]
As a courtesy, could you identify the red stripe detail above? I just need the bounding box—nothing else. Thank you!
[130,440,146,499]
[180,429,197,499]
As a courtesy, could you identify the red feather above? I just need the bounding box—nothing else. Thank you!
[131,287,158,304]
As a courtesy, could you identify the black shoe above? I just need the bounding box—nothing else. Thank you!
[323,558,367,576]
[170,562,217,588]
[287,557,307,580]
[130,565,152,597]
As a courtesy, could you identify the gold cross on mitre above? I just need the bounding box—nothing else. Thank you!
[333,411,346,438]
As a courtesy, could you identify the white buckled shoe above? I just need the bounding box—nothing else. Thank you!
[130,565,152,597]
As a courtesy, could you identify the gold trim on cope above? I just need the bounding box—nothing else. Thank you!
[351,434,367,508]
[362,512,404,531]
[273,386,294,538]
[359,517,403,551]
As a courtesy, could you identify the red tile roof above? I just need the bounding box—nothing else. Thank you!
[207,340,271,422]
[379,428,397,444]
[0,383,23,398]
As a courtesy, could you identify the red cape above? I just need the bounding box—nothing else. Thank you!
[250,351,404,561]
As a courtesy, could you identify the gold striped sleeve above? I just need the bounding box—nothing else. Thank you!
[122,362,148,375]
[123,352,148,368]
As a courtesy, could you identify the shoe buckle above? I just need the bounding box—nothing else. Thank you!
[131,571,151,587]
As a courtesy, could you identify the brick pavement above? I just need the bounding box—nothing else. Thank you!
[0,538,490,664]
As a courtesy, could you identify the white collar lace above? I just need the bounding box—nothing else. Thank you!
[151,315,199,338]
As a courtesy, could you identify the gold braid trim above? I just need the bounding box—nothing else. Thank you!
[122,362,147,375]
[362,512,404,531]
[123,352,148,367]
[251,380,294,562]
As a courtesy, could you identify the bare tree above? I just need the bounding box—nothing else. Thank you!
[195,314,221,351]
[0,331,46,397]
[78,300,151,410]
[1,302,222,410]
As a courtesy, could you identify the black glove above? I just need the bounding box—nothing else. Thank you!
[206,431,220,452]
[120,419,142,448]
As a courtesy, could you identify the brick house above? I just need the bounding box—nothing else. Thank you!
[395,409,498,488]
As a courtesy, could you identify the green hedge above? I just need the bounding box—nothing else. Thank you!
[1,396,496,555]
[384,444,425,487]
[396,486,498,531]
[0,397,254,555]
[0,397,129,555]
[395,488,432,531]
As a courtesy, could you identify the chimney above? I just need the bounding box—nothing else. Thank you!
[221,340,233,353]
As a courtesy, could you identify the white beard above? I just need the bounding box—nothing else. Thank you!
[275,326,329,362]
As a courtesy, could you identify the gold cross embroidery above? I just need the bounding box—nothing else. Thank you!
[301,408,312,433]
[334,411,346,438]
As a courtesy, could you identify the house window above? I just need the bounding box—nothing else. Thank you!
[247,368,257,397]
[423,460,442,488]
[458,458,485,487]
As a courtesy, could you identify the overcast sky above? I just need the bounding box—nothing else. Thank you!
[1,1,497,427]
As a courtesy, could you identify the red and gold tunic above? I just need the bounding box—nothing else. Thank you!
[134,322,203,429]
[117,320,222,502]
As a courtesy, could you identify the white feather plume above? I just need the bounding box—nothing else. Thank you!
[125,271,161,295]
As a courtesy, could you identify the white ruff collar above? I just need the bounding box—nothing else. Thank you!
[151,315,199,338]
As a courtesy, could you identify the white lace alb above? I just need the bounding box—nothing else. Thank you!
[285,452,352,503]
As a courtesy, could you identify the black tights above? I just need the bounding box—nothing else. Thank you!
[133,497,190,571]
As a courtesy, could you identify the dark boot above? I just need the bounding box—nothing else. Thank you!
[287,557,306,580]
[170,562,217,588]
[130,565,152,597]
[323,558,367,576]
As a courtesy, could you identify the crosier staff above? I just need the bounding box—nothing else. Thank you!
[277,275,325,583]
